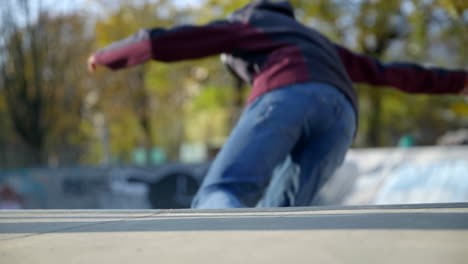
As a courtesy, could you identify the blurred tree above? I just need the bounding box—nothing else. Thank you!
[91,0,259,163]
[0,0,93,167]
[92,0,166,163]
[92,0,221,162]
[353,0,406,146]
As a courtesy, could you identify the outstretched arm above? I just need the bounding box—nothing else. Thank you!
[90,20,280,71]
[335,44,467,95]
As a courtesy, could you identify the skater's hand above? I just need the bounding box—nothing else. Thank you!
[87,54,98,73]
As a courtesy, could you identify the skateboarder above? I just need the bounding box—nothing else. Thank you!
[88,0,468,208]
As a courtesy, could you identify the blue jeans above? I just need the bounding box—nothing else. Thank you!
[191,82,356,208]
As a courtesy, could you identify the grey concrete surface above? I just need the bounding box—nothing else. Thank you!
[1,203,468,264]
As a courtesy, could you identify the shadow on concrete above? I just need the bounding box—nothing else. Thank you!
[1,212,468,234]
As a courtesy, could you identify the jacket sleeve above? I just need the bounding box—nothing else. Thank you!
[94,20,280,70]
[334,44,467,95]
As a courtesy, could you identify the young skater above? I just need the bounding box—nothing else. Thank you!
[88,0,468,208]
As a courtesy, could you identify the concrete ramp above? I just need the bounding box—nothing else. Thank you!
[1,203,468,263]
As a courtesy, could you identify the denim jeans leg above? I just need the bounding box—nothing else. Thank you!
[192,82,356,209]
[258,84,356,207]
[191,90,305,208]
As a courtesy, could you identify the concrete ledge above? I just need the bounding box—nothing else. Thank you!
[1,203,468,264]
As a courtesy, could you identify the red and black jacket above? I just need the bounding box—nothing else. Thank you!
[95,0,467,117]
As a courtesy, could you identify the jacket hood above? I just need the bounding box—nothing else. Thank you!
[230,0,295,21]
[253,0,295,18]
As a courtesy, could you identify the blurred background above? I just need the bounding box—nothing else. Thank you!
[0,0,467,210]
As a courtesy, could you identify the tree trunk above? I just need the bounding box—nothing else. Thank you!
[134,68,154,165]
[367,88,382,146]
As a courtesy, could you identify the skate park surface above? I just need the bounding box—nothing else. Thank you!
[1,203,468,264]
